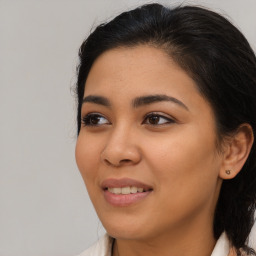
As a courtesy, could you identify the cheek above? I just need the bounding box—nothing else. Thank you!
[75,133,102,185]
[144,125,221,198]
[140,132,221,229]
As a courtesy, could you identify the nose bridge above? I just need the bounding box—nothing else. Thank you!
[101,122,141,166]
[109,122,130,146]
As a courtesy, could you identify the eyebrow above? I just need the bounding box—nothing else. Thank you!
[82,94,189,111]
[132,94,189,111]
[82,95,111,107]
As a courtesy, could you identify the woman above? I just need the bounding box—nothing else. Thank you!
[75,3,256,256]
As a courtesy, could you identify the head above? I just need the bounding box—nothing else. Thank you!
[75,3,256,254]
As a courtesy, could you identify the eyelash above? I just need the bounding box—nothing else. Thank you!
[81,112,175,127]
[143,112,175,126]
[81,113,110,127]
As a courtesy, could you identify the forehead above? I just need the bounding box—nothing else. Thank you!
[85,45,195,95]
[84,46,210,110]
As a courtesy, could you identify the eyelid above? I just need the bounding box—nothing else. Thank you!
[142,112,176,125]
[81,111,176,127]
[81,112,111,126]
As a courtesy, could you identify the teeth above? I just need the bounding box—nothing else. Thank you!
[130,186,137,194]
[113,187,121,194]
[121,187,130,194]
[108,186,145,195]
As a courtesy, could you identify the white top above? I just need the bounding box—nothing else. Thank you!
[77,232,230,256]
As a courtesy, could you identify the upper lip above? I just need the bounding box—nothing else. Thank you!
[101,178,153,191]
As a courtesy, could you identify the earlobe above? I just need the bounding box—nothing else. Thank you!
[219,169,237,179]
[219,124,254,180]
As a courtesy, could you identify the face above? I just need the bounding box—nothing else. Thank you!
[76,45,224,241]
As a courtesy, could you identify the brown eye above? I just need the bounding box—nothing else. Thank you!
[143,113,175,126]
[90,115,101,125]
[82,114,109,126]
[148,115,160,125]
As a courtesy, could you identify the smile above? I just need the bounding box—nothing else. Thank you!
[102,178,153,206]
[107,187,145,194]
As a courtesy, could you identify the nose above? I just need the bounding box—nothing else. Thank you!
[100,127,141,167]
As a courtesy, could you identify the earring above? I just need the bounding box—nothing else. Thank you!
[225,170,231,175]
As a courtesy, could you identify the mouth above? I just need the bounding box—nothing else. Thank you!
[101,178,153,206]
[106,186,151,195]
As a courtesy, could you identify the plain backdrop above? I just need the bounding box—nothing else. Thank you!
[0,0,255,255]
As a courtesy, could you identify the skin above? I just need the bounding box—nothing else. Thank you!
[75,45,253,256]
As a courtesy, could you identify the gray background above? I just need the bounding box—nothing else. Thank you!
[0,0,255,255]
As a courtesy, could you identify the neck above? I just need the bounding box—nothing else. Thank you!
[112,215,216,256]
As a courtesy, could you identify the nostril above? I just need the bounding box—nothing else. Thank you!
[101,144,141,167]
[103,158,132,167]
[104,159,113,166]
[120,159,131,163]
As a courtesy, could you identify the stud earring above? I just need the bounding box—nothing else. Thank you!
[225,170,231,175]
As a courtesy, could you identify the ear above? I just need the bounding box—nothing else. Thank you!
[219,124,254,180]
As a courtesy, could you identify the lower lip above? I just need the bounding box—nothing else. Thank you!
[103,190,152,207]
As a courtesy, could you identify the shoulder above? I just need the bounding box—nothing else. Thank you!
[76,234,114,256]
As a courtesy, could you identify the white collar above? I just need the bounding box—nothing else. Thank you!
[78,232,230,256]
[211,232,230,256]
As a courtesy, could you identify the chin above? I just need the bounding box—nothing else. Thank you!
[101,216,148,240]
[106,228,144,240]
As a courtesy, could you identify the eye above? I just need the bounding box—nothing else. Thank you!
[81,113,110,126]
[143,113,175,125]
